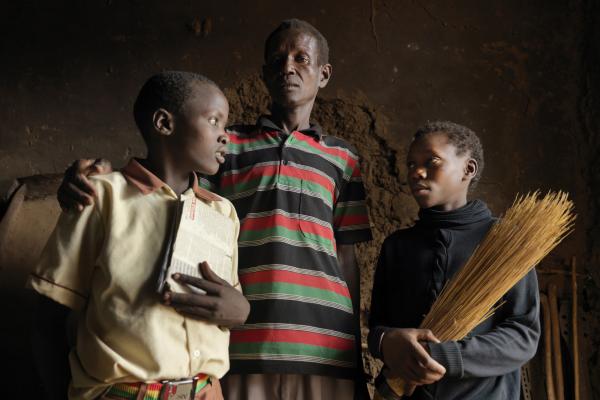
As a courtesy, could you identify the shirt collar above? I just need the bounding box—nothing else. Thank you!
[121,158,221,202]
[256,115,323,141]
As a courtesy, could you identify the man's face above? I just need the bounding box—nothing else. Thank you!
[170,85,229,176]
[406,132,473,211]
[262,29,331,109]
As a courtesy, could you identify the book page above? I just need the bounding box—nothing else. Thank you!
[165,197,235,293]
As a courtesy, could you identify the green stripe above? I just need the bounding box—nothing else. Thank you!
[195,378,210,393]
[221,172,333,204]
[280,174,332,202]
[230,341,353,363]
[228,137,278,153]
[198,177,215,191]
[289,139,355,177]
[239,226,334,253]
[243,282,352,308]
[106,386,143,400]
[333,204,367,217]
[107,387,134,398]
[220,174,274,197]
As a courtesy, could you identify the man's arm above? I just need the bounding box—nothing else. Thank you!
[337,244,359,314]
[57,159,112,211]
[163,261,250,328]
[337,244,372,400]
[31,294,71,400]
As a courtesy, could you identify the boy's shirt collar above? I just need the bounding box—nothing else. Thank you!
[121,158,221,202]
[255,115,323,141]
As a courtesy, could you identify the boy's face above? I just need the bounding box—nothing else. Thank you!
[170,84,229,176]
[406,132,475,211]
[262,29,331,109]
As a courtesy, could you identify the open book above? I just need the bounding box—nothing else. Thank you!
[157,196,235,294]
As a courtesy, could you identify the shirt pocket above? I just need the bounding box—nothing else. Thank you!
[297,180,335,256]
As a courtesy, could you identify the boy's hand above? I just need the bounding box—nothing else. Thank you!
[164,261,250,328]
[57,158,113,211]
[381,328,446,386]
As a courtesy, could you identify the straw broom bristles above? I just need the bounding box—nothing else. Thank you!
[383,191,575,397]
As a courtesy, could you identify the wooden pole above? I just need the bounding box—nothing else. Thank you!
[549,283,565,400]
[572,256,580,400]
[373,392,385,400]
[541,293,556,400]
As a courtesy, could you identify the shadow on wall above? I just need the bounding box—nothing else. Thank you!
[0,175,62,398]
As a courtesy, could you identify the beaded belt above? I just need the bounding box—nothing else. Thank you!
[105,373,210,400]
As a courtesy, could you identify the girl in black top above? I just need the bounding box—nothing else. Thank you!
[368,121,540,400]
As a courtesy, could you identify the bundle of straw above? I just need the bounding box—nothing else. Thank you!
[379,191,575,398]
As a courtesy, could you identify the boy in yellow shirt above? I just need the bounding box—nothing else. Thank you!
[30,71,250,400]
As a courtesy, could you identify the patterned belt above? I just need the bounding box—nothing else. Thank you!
[105,374,210,400]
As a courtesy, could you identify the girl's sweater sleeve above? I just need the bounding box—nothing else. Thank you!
[427,269,540,378]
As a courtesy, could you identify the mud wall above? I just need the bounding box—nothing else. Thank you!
[579,0,600,398]
[0,0,596,398]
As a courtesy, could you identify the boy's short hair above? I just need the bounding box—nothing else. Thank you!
[133,71,216,142]
[413,121,485,186]
[264,19,329,65]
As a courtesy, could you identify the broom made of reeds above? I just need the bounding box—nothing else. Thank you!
[377,191,575,399]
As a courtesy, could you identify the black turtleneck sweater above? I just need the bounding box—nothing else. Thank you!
[368,200,540,400]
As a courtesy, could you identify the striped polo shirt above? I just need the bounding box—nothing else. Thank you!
[201,116,372,379]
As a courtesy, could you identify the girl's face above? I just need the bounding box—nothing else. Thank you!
[406,132,475,211]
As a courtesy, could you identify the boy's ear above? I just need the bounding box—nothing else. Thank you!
[153,108,175,136]
[318,63,332,89]
[463,158,478,181]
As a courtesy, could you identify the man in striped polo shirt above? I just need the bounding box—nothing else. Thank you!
[207,20,372,400]
[58,19,372,400]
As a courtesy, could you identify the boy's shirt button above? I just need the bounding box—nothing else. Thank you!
[193,350,200,358]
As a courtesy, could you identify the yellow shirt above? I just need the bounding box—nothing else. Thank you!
[29,159,240,400]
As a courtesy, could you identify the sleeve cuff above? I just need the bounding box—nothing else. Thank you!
[428,341,464,378]
[368,326,391,360]
[335,229,373,245]
[28,274,86,311]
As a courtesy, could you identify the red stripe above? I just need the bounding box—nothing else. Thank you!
[242,214,334,241]
[231,328,353,350]
[240,270,350,297]
[228,131,275,144]
[334,214,369,227]
[293,134,357,169]
[280,165,334,192]
[221,165,278,187]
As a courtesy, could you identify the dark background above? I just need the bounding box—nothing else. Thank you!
[1,1,599,398]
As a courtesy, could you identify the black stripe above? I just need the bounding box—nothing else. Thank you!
[231,189,333,224]
[238,241,339,275]
[242,298,355,334]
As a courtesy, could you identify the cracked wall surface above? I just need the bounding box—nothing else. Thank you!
[0,0,596,398]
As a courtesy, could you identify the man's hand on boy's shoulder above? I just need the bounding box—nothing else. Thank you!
[381,328,446,386]
[163,261,250,328]
[57,158,113,212]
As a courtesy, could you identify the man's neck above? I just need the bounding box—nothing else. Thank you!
[142,153,191,196]
[269,101,314,134]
